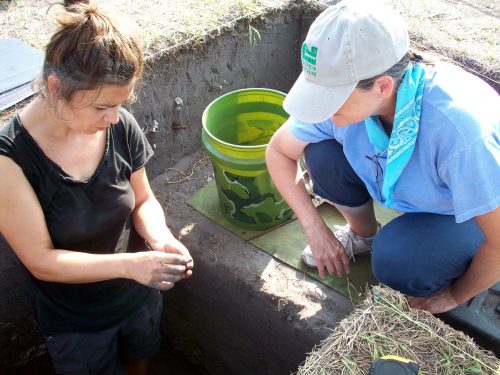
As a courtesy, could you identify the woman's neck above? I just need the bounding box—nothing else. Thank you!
[378,89,398,136]
[21,97,73,139]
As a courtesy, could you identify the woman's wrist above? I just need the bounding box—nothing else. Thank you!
[146,233,177,251]
[302,216,330,238]
[118,252,143,280]
[448,280,475,306]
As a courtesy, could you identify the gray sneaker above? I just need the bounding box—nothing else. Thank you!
[302,223,380,268]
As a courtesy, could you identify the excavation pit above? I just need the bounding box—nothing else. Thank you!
[0,1,498,374]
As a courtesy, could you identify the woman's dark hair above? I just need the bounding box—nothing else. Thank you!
[356,51,429,90]
[42,1,143,102]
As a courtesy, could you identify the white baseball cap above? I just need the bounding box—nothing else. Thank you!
[283,0,409,123]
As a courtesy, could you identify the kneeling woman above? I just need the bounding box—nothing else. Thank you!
[266,1,499,314]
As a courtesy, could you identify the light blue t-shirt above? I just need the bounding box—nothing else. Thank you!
[287,63,500,223]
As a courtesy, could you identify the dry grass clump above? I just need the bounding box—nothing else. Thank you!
[386,0,499,90]
[296,285,500,375]
[0,0,308,58]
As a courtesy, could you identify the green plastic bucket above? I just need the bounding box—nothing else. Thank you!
[202,88,293,230]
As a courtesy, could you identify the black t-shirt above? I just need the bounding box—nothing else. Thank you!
[0,108,154,333]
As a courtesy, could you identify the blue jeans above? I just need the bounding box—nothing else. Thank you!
[304,139,485,297]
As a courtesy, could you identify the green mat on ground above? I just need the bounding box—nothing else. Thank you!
[186,180,400,300]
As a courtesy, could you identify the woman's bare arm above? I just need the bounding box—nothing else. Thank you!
[266,125,350,277]
[0,156,188,289]
[130,166,193,277]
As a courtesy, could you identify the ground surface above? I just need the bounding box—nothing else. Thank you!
[0,0,498,74]
[1,0,498,125]
[0,0,293,55]
[387,0,499,87]
[0,0,499,372]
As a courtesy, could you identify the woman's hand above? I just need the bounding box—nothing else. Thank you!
[408,286,459,314]
[305,222,350,278]
[148,237,193,279]
[127,251,191,290]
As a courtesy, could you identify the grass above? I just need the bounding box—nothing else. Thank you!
[296,286,500,375]
[386,0,499,85]
[1,0,497,73]
[0,0,300,58]
[1,0,498,123]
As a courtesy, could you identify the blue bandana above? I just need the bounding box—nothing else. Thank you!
[365,63,426,207]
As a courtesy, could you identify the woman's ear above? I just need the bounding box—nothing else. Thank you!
[374,76,395,99]
[47,74,62,99]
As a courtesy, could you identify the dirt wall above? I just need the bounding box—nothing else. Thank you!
[128,9,315,178]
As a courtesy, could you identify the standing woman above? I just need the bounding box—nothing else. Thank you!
[266,1,499,314]
[0,2,193,374]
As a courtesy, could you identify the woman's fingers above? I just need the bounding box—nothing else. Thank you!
[339,248,351,275]
[156,281,175,290]
[159,239,194,277]
[181,269,193,279]
[314,240,350,278]
[150,270,185,290]
[307,224,353,278]
[331,240,350,276]
[322,259,336,278]
[158,260,188,273]
[132,251,193,290]
[159,252,191,267]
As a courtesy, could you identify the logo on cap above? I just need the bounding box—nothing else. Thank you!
[301,43,318,76]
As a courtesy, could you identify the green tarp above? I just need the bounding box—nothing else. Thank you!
[186,180,400,300]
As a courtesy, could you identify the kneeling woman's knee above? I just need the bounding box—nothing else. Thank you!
[304,140,344,178]
[372,235,396,283]
[371,230,415,294]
